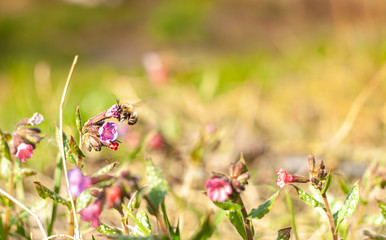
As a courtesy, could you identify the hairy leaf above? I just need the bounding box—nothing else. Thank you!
[33,181,71,209]
[97,223,121,235]
[226,210,247,240]
[292,186,325,209]
[69,135,85,158]
[76,189,92,210]
[248,191,280,219]
[320,171,332,195]
[333,182,360,230]
[93,162,119,177]
[75,105,83,134]
[131,209,152,236]
[276,227,291,240]
[377,199,386,220]
[214,201,242,211]
[145,158,168,214]
[0,129,11,161]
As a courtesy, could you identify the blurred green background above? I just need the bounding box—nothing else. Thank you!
[1,0,386,238]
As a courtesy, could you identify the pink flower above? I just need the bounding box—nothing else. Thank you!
[142,52,168,85]
[79,202,102,227]
[108,142,119,151]
[98,122,118,144]
[68,168,92,197]
[275,169,294,188]
[106,186,122,208]
[105,104,120,118]
[205,178,232,202]
[16,143,34,162]
[148,133,164,150]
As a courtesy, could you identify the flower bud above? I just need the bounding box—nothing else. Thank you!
[308,154,315,173]
[233,161,244,178]
[229,163,236,178]
[315,160,325,173]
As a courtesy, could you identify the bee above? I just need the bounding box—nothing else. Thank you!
[116,100,139,125]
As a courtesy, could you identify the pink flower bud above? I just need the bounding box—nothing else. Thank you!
[105,104,120,118]
[275,169,294,188]
[16,143,34,162]
[79,201,102,227]
[108,142,119,151]
[205,178,232,202]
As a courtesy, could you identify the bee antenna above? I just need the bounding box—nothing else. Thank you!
[116,99,120,105]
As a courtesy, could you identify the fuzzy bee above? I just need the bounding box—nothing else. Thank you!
[116,100,139,125]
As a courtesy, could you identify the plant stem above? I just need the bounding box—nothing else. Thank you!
[59,55,80,239]
[238,196,253,240]
[3,157,14,238]
[285,192,299,240]
[143,195,168,235]
[322,193,337,240]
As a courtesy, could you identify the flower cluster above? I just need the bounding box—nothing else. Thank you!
[5,113,44,163]
[71,170,139,227]
[308,154,330,190]
[82,104,121,152]
[205,160,250,202]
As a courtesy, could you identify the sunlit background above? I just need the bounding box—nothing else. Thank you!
[1,0,385,239]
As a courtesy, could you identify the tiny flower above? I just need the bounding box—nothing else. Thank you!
[106,186,122,208]
[105,104,120,118]
[28,113,44,126]
[275,169,294,188]
[206,178,232,202]
[16,143,34,162]
[68,168,92,197]
[108,142,119,151]
[98,122,118,144]
[79,201,102,227]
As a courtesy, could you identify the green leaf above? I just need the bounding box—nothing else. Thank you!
[248,191,280,219]
[337,176,351,195]
[191,213,215,240]
[96,223,121,235]
[0,216,6,240]
[75,105,83,134]
[276,227,291,240]
[334,182,360,231]
[292,186,325,209]
[76,189,92,210]
[320,171,332,195]
[226,210,247,240]
[377,199,386,220]
[145,158,168,214]
[0,157,11,179]
[92,162,119,177]
[160,200,179,239]
[0,129,11,161]
[69,136,86,158]
[131,209,152,236]
[56,127,76,165]
[213,201,243,211]
[33,181,71,209]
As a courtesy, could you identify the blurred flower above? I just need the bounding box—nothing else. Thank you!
[148,133,164,150]
[68,168,92,197]
[16,143,34,162]
[105,186,122,208]
[79,201,102,227]
[275,169,294,188]
[105,104,120,118]
[28,113,44,126]
[108,142,119,151]
[206,177,232,202]
[143,52,168,85]
[98,122,118,144]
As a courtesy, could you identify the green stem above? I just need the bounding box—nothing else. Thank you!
[4,157,15,238]
[238,196,253,240]
[322,193,337,240]
[285,192,299,240]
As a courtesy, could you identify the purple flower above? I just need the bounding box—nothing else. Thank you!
[79,201,102,227]
[105,104,120,118]
[205,178,232,202]
[98,122,118,144]
[16,143,34,162]
[68,168,92,197]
